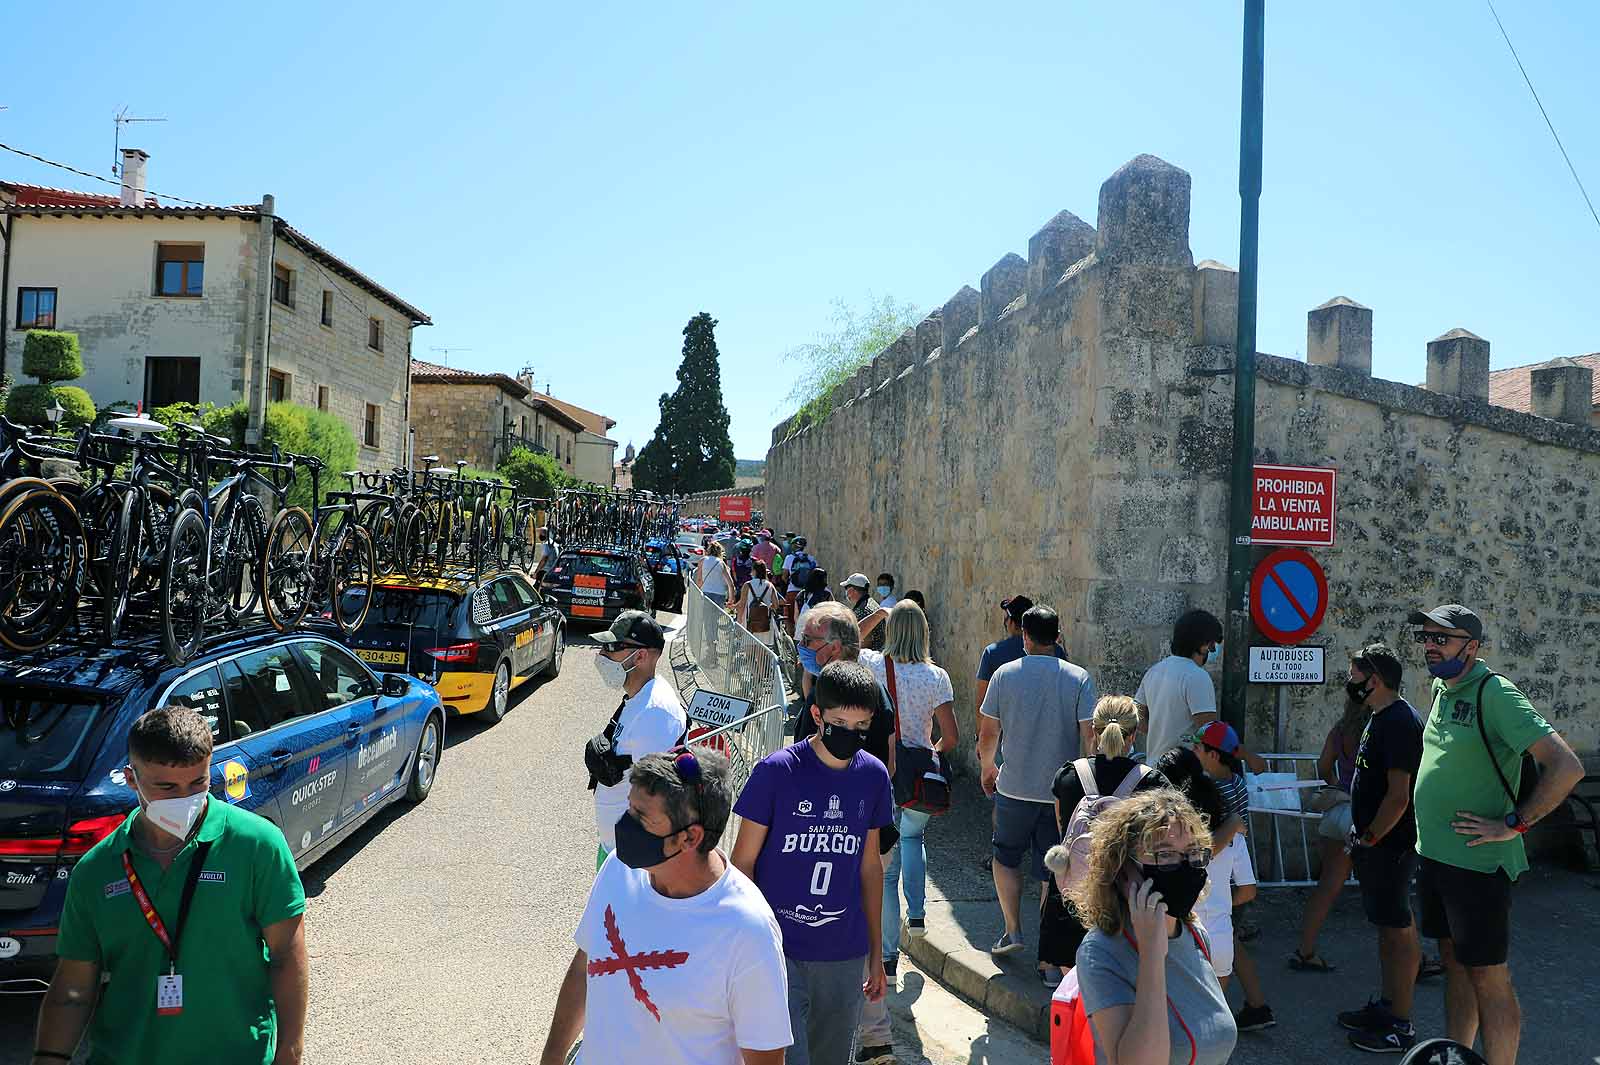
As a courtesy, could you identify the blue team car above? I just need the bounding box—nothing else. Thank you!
[0,627,444,991]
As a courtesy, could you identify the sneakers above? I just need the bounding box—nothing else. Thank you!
[1349,1019,1417,1054]
[990,931,1024,956]
[1039,967,1064,988]
[855,1046,896,1065]
[884,956,898,980]
[1235,1004,1277,1032]
[1338,998,1394,1033]
[906,917,926,938]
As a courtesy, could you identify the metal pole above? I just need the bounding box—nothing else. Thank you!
[1222,0,1265,733]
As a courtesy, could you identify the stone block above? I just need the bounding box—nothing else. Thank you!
[885,329,917,379]
[1425,328,1490,402]
[1530,359,1594,424]
[1026,209,1096,299]
[1192,260,1238,348]
[980,253,1028,325]
[940,286,980,354]
[1095,154,1194,268]
[1307,296,1372,375]
[915,312,942,358]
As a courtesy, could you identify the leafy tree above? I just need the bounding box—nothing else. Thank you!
[781,294,922,425]
[497,446,570,499]
[205,400,357,511]
[6,330,96,427]
[633,312,736,495]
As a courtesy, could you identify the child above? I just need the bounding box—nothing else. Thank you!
[1193,722,1276,1032]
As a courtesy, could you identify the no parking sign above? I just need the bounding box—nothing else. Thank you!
[1249,547,1327,645]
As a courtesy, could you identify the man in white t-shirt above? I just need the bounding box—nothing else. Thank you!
[543,749,792,1065]
[586,611,688,869]
[1135,609,1267,770]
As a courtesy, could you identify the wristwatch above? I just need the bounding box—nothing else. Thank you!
[1504,811,1529,835]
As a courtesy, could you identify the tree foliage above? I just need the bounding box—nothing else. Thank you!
[497,446,572,500]
[7,330,95,427]
[781,294,923,426]
[202,400,357,511]
[21,330,84,384]
[632,312,736,495]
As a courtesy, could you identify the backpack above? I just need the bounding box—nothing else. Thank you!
[1050,759,1151,896]
[788,553,815,588]
[746,579,774,633]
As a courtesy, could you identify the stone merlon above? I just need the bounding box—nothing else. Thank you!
[1094,154,1193,268]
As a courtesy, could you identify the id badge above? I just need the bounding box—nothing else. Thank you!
[156,973,183,1015]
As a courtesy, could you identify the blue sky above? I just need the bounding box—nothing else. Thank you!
[3,1,1595,459]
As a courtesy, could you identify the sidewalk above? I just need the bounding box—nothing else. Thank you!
[901,775,1600,1062]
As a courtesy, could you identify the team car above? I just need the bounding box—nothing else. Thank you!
[643,538,686,613]
[0,629,443,990]
[543,548,654,625]
[338,568,563,724]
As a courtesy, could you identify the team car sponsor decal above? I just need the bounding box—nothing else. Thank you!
[358,729,399,771]
[222,760,251,802]
[5,870,38,886]
[291,770,339,807]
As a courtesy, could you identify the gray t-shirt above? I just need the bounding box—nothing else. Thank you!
[1076,924,1237,1065]
[979,654,1096,802]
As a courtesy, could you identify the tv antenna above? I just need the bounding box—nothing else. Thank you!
[112,106,166,175]
[430,346,473,366]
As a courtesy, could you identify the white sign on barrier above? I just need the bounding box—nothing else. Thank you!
[1248,645,1324,684]
[688,689,752,729]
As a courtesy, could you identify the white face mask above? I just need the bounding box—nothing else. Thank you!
[595,650,640,689]
[132,771,208,839]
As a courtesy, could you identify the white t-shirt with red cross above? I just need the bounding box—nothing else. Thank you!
[574,851,792,1065]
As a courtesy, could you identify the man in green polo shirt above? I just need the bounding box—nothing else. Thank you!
[1409,603,1583,1065]
[31,706,308,1065]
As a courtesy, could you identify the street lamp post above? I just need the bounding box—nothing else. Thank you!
[1222,0,1266,732]
[45,395,67,429]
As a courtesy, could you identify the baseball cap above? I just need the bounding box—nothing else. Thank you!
[595,610,665,651]
[1406,603,1483,642]
[840,573,870,591]
[792,536,807,548]
[1193,721,1241,754]
[1001,595,1034,622]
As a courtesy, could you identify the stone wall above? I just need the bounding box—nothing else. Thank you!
[681,485,767,517]
[766,154,1600,769]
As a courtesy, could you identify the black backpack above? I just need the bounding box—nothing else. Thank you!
[788,553,815,588]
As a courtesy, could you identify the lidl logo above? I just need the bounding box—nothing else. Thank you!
[222,760,250,802]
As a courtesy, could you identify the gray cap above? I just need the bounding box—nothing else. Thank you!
[840,573,870,591]
[595,609,665,651]
[1406,603,1483,641]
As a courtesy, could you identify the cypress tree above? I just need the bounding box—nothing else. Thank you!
[633,312,736,495]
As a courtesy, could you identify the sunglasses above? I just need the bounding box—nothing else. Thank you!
[1140,848,1212,872]
[1412,631,1470,648]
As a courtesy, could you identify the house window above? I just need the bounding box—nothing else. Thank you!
[144,357,201,408]
[269,369,291,404]
[364,403,380,448]
[368,317,383,351]
[321,290,333,327]
[317,385,329,411]
[156,243,204,297]
[273,264,294,308]
[536,424,544,448]
[16,287,57,329]
[555,436,561,460]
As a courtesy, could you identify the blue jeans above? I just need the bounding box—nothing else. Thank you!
[881,806,933,960]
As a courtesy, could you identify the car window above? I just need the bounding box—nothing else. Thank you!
[0,688,105,780]
[350,586,460,629]
[572,553,629,579]
[220,646,317,736]
[509,575,540,604]
[163,667,227,743]
[488,579,519,617]
[295,642,378,707]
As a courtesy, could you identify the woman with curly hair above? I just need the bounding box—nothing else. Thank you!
[1068,789,1236,1065]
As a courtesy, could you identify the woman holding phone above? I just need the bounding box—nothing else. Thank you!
[1067,789,1236,1065]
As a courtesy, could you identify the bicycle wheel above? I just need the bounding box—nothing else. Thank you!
[330,524,375,634]
[160,508,209,665]
[398,506,429,577]
[260,506,315,631]
[359,499,400,571]
[102,487,144,644]
[0,488,85,652]
[221,494,267,624]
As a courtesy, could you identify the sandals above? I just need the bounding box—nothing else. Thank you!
[1288,950,1336,972]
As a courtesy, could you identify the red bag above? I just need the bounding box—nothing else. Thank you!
[1050,923,1211,1065]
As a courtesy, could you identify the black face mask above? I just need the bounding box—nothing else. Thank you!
[612,810,694,870]
[817,721,868,761]
[1345,678,1373,704]
[1137,862,1210,920]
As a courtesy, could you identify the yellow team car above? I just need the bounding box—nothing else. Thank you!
[336,568,564,723]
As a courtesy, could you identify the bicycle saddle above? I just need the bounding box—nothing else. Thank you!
[107,414,168,435]
[341,470,360,478]
[421,454,440,463]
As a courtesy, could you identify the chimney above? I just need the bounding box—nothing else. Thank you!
[119,149,149,207]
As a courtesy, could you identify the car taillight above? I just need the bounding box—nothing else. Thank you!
[0,813,126,859]
[551,566,564,575]
[426,642,479,665]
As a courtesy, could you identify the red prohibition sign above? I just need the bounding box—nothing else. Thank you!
[1249,547,1328,645]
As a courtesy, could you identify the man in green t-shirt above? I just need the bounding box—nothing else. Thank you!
[31,706,308,1065]
[1408,604,1583,1065]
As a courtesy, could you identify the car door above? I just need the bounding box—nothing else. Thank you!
[159,666,283,829]
[480,577,527,677]
[511,574,557,669]
[219,644,351,858]
[295,639,410,818]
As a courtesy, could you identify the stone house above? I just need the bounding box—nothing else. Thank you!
[537,393,619,487]
[0,150,430,471]
[409,359,586,474]
[1488,353,1600,428]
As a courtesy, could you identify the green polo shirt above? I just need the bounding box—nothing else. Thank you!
[56,798,306,1065]
[1413,660,1554,879]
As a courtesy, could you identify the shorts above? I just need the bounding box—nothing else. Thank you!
[1199,908,1235,976]
[1317,800,1354,840]
[1416,855,1512,967]
[1352,845,1417,928]
[992,793,1056,882]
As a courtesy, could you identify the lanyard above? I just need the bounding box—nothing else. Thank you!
[121,841,213,975]
[1122,923,1207,1065]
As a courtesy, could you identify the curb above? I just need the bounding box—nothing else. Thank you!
[901,924,1052,1044]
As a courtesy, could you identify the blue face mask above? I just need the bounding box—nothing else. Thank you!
[1206,641,1223,666]
[876,586,892,599]
[1427,649,1470,680]
[798,644,821,676]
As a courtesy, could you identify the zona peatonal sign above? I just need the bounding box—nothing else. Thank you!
[1252,463,1337,547]
[687,688,753,730]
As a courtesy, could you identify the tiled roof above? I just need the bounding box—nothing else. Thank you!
[409,359,587,432]
[0,181,162,208]
[533,392,616,436]
[1487,353,1600,412]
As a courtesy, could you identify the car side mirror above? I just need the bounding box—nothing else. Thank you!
[382,673,410,698]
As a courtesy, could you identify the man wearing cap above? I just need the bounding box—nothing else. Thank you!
[840,573,886,653]
[1408,604,1582,1065]
[750,529,779,574]
[782,537,816,596]
[542,749,792,1065]
[586,611,688,871]
[33,706,307,1065]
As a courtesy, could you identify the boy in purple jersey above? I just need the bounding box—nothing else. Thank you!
[733,661,894,1065]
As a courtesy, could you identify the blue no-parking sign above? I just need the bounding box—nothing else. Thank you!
[1249,547,1328,645]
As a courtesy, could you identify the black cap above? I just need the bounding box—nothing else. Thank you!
[1406,604,1483,641]
[1001,595,1034,622]
[595,610,665,651]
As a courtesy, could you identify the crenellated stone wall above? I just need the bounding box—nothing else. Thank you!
[766,154,1600,770]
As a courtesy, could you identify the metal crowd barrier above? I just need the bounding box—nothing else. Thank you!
[1244,753,1355,888]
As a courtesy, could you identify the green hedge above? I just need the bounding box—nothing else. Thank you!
[21,331,84,384]
[497,446,575,499]
[5,383,96,427]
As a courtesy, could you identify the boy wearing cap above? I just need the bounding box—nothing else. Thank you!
[586,611,688,870]
[1409,603,1583,1065]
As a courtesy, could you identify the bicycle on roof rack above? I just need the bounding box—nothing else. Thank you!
[258,452,375,638]
[0,415,88,652]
